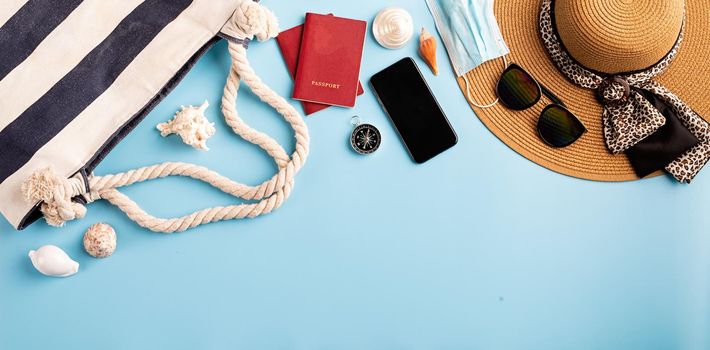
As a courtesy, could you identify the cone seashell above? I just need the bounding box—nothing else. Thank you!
[373,7,414,49]
[157,100,215,151]
[419,27,439,75]
[83,223,117,258]
[28,245,79,277]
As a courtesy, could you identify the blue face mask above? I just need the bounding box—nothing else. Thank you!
[426,0,509,77]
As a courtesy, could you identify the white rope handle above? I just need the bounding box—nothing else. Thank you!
[21,1,309,233]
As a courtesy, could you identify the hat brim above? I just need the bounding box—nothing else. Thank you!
[461,0,710,182]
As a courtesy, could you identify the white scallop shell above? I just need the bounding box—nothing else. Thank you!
[28,245,79,277]
[373,7,414,49]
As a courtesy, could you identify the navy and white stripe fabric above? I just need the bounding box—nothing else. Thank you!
[0,0,240,230]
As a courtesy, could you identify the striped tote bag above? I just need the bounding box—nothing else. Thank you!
[0,0,309,231]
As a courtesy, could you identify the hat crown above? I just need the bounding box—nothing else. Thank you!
[554,0,684,74]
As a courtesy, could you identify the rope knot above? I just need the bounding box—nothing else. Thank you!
[596,76,631,107]
[18,0,309,233]
[21,167,88,227]
[222,0,279,43]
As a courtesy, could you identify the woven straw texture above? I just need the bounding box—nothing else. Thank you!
[557,0,684,74]
[461,0,710,182]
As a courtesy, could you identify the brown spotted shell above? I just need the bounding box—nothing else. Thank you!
[83,223,117,258]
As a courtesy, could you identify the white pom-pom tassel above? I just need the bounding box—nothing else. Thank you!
[21,167,87,227]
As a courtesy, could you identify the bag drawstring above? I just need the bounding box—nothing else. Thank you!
[21,0,310,233]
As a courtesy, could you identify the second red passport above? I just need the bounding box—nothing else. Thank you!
[276,21,364,115]
[292,13,367,108]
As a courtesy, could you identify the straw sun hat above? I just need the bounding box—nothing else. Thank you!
[462,0,710,182]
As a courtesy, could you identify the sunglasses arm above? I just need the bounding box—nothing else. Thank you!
[540,83,567,108]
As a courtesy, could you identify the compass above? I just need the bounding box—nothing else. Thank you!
[350,116,381,155]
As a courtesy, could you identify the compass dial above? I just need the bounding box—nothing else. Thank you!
[350,124,381,155]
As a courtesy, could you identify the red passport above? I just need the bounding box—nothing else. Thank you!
[292,13,367,108]
[276,20,364,115]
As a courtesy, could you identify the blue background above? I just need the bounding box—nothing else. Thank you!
[1,1,709,349]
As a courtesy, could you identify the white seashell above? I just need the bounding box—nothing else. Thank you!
[156,100,215,151]
[373,7,414,49]
[83,223,117,258]
[28,245,79,277]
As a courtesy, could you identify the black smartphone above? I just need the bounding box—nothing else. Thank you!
[370,57,457,163]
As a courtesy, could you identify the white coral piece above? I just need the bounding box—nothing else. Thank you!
[157,100,215,151]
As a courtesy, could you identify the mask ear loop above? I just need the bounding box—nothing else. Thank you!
[462,55,509,109]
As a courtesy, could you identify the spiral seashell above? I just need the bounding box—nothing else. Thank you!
[372,7,413,49]
[419,27,439,76]
[156,100,214,151]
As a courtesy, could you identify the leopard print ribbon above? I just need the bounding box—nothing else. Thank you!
[540,0,710,183]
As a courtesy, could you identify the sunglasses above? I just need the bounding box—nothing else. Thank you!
[496,63,586,148]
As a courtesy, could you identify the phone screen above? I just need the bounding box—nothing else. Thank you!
[370,58,457,163]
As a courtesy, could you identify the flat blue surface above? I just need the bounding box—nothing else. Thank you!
[1,1,709,349]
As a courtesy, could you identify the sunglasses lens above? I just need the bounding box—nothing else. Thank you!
[537,105,586,148]
[496,64,541,110]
